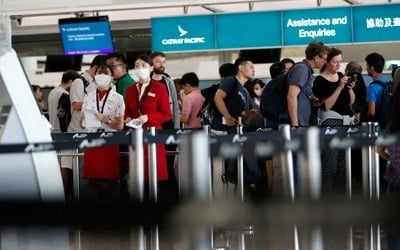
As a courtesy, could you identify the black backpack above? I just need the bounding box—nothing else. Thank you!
[198,84,220,125]
[371,80,393,129]
[79,74,90,94]
[57,93,71,132]
[260,73,289,121]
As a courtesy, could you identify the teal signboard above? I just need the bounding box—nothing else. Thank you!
[352,4,400,43]
[151,3,400,52]
[151,15,216,52]
[215,11,281,49]
[283,7,352,46]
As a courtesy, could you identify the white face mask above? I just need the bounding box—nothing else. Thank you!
[95,74,112,89]
[135,68,151,81]
[254,89,262,97]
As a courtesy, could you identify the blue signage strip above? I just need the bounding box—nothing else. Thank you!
[352,4,400,43]
[282,7,352,46]
[151,15,216,52]
[215,11,281,49]
[151,3,400,52]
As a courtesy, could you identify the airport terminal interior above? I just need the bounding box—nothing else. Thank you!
[1,0,400,249]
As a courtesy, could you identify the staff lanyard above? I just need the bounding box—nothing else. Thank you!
[96,88,111,114]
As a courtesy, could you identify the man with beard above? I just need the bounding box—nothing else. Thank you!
[150,52,180,201]
[150,51,180,129]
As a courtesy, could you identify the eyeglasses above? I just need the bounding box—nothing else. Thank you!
[319,55,327,62]
[108,63,124,69]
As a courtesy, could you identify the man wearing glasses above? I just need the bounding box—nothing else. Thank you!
[106,52,136,99]
[285,41,330,127]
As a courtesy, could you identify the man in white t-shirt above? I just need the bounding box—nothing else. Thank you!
[47,70,80,197]
[68,55,107,133]
[48,70,80,132]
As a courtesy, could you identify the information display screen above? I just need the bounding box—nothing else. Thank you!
[58,16,114,55]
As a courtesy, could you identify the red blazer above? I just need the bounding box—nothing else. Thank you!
[125,80,172,129]
[125,80,172,181]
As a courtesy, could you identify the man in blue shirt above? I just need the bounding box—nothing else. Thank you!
[365,52,389,128]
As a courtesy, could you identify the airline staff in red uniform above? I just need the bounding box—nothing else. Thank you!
[125,55,172,181]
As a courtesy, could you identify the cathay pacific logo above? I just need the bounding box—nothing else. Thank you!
[161,24,206,45]
[178,25,188,37]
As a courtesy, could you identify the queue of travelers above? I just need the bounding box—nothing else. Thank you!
[40,44,400,202]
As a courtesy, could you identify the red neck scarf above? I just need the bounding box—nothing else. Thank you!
[97,89,109,100]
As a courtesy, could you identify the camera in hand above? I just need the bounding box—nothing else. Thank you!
[346,73,357,84]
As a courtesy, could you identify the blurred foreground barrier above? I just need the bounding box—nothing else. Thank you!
[2,124,400,203]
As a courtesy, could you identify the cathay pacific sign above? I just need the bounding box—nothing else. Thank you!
[151,15,215,51]
[161,25,206,45]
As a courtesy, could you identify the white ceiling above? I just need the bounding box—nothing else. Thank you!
[6,0,400,61]
[2,0,399,24]
[6,0,400,85]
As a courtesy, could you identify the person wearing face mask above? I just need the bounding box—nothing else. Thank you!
[244,78,266,131]
[81,64,125,200]
[125,55,172,201]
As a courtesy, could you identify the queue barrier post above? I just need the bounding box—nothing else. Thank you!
[73,148,80,201]
[236,117,244,202]
[130,226,145,250]
[149,127,158,203]
[372,122,380,201]
[178,131,212,201]
[203,125,213,200]
[280,124,295,201]
[345,133,352,200]
[362,122,376,201]
[298,127,321,201]
[128,128,144,202]
[150,226,160,250]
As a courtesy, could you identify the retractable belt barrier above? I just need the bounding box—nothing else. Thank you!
[0,123,396,203]
[0,131,131,153]
[1,125,400,155]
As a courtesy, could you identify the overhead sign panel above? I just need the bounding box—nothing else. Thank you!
[282,7,352,46]
[352,4,400,43]
[215,11,281,49]
[151,4,400,52]
[151,15,215,52]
